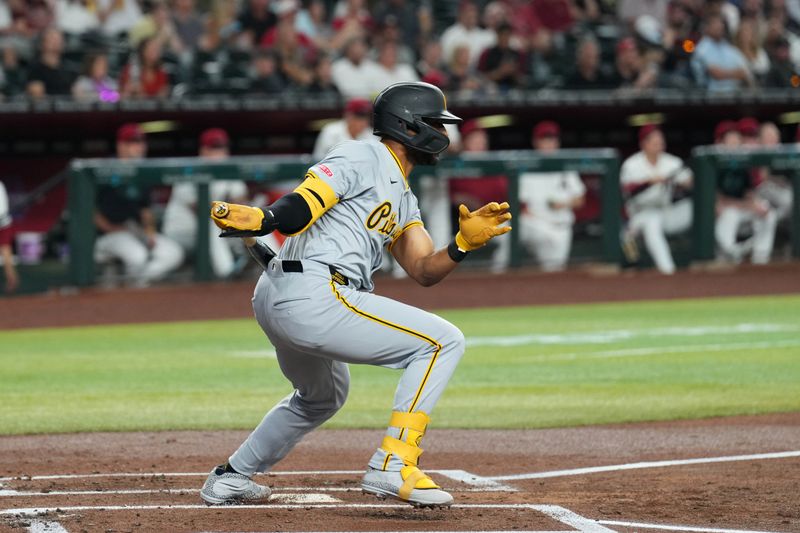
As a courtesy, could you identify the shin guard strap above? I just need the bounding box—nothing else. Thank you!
[381,436,423,466]
[389,411,430,434]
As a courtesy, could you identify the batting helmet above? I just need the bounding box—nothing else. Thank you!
[373,82,462,155]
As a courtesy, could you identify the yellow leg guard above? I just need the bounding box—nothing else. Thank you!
[382,411,431,469]
[398,466,440,500]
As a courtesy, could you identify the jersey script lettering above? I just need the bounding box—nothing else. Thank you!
[366,201,398,237]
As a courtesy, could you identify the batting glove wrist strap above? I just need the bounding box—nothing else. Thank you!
[447,240,469,262]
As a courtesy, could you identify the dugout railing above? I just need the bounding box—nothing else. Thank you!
[690,145,800,260]
[67,149,621,286]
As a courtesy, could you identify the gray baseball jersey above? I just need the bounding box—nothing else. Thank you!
[279,139,423,291]
[226,140,467,477]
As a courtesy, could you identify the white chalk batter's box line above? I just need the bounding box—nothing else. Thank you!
[0,469,514,491]
[8,505,792,533]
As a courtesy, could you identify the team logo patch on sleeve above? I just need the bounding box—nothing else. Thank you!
[318,164,333,177]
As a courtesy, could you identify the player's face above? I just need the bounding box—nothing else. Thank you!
[534,136,559,152]
[117,140,147,160]
[642,131,665,154]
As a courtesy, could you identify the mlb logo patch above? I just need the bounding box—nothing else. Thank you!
[318,164,333,177]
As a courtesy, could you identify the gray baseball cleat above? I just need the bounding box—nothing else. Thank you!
[361,466,454,508]
[200,464,271,505]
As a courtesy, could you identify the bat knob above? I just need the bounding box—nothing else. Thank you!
[213,202,229,218]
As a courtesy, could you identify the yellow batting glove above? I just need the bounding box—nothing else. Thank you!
[210,201,269,237]
[455,201,512,251]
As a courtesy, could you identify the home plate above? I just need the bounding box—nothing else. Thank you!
[269,493,341,504]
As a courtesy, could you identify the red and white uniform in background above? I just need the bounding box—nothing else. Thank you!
[620,150,692,275]
[518,170,585,271]
[0,181,11,247]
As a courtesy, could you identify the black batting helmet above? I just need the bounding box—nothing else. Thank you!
[373,82,462,155]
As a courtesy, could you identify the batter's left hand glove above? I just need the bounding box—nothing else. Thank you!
[211,201,273,238]
[455,201,512,251]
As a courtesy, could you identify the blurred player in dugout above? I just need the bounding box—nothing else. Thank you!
[162,128,258,278]
[312,98,376,160]
[620,125,693,275]
[518,121,586,272]
[713,119,777,264]
[0,179,19,293]
[94,124,184,286]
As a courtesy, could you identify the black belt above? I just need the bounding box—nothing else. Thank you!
[281,260,349,286]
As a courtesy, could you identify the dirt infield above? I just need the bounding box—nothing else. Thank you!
[3,262,800,329]
[1,413,799,532]
[2,263,799,532]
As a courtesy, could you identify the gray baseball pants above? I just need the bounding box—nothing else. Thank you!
[228,259,466,475]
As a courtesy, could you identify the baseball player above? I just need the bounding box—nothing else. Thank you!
[0,180,19,293]
[311,98,377,160]
[199,82,511,508]
[162,128,254,278]
[518,121,586,272]
[94,124,184,286]
[620,125,693,275]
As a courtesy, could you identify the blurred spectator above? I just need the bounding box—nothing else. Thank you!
[248,49,286,93]
[620,125,692,274]
[531,0,577,33]
[264,3,315,89]
[306,53,339,96]
[756,121,793,222]
[449,119,510,272]
[478,23,524,91]
[660,0,699,84]
[371,15,414,66]
[237,0,277,48]
[692,14,753,91]
[612,37,658,90]
[119,37,171,99]
[130,1,183,54]
[331,0,374,37]
[163,128,250,278]
[416,40,446,82]
[763,36,798,87]
[617,0,669,28]
[312,97,375,160]
[94,124,184,287]
[440,1,496,67]
[714,120,777,265]
[96,0,143,36]
[523,25,555,89]
[565,37,615,89]
[736,17,771,81]
[0,180,19,293]
[374,0,417,46]
[517,121,585,272]
[296,0,335,50]
[331,37,382,98]
[72,52,120,102]
[26,28,75,99]
[445,44,485,94]
[374,42,419,90]
[1,47,25,97]
[172,0,205,51]
[54,0,100,35]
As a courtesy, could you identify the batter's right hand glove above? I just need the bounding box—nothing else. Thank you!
[455,202,512,251]
[210,201,273,238]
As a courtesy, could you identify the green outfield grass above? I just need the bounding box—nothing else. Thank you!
[1,294,799,434]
